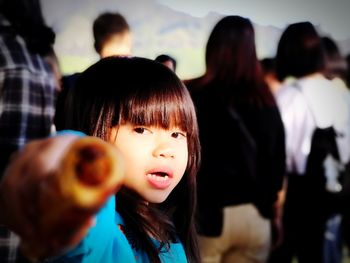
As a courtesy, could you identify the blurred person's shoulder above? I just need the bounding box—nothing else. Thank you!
[274,78,305,108]
[0,15,53,79]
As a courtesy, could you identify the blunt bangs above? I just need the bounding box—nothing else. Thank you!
[119,82,196,135]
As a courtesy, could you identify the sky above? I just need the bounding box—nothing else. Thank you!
[158,0,350,40]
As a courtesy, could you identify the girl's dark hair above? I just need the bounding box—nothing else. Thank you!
[0,0,55,56]
[276,21,325,81]
[198,15,275,107]
[63,56,200,262]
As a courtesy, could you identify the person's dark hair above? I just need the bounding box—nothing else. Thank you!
[63,56,200,263]
[321,36,347,80]
[276,21,325,81]
[93,12,130,54]
[0,0,55,56]
[346,54,350,88]
[191,15,275,107]
[260,57,276,75]
[155,54,177,71]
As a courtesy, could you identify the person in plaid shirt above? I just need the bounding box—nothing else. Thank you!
[0,0,57,261]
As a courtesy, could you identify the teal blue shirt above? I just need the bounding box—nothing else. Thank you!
[48,196,187,263]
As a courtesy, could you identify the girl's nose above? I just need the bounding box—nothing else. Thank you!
[153,143,175,159]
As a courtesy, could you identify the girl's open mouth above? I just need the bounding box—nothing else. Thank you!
[146,171,172,189]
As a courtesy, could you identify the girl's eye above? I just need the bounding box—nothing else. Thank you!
[134,127,149,134]
[171,131,187,139]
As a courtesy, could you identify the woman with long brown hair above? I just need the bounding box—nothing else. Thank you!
[185,15,286,263]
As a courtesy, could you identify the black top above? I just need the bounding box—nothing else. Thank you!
[189,85,286,236]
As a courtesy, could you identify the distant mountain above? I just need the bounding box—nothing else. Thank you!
[42,0,350,79]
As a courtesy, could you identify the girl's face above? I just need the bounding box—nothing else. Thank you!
[109,123,188,203]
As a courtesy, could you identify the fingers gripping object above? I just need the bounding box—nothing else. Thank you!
[21,136,124,260]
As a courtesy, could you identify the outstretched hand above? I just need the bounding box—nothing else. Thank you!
[0,135,93,260]
[0,134,124,261]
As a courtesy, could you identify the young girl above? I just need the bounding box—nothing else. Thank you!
[0,56,201,263]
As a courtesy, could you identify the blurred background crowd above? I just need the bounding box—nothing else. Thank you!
[1,0,350,262]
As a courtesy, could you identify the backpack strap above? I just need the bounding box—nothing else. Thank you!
[227,107,256,151]
[226,106,257,181]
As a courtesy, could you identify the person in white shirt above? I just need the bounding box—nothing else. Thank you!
[269,22,350,263]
